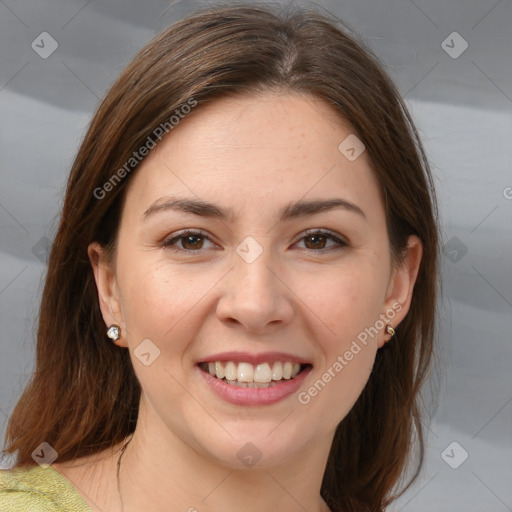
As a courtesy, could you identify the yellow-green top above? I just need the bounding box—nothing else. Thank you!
[0,465,92,511]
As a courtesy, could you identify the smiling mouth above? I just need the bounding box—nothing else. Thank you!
[198,361,311,388]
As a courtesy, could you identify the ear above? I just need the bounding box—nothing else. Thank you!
[378,235,423,348]
[88,242,128,348]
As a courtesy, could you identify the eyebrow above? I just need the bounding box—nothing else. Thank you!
[142,196,366,222]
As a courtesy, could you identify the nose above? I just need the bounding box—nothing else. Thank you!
[215,245,294,335]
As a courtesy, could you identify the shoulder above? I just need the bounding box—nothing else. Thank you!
[0,465,92,512]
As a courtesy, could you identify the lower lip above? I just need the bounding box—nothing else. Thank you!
[197,365,312,406]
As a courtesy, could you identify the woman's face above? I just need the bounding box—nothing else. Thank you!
[91,92,419,469]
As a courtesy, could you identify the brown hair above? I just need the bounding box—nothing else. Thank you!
[3,4,439,511]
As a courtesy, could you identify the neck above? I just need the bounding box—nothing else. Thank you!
[117,399,333,512]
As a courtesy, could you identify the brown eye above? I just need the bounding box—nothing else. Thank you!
[296,230,347,253]
[163,230,214,252]
[181,234,204,250]
[304,234,328,250]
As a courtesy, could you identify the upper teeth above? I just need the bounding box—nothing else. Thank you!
[205,361,301,382]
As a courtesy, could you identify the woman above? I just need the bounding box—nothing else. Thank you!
[0,3,439,511]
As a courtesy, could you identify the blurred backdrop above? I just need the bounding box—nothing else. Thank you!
[1,1,511,510]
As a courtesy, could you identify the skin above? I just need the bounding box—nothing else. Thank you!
[53,91,422,512]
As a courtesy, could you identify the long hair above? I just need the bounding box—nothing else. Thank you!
[3,4,439,511]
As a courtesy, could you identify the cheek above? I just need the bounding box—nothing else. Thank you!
[305,257,387,347]
[301,344,376,433]
[116,259,200,408]
[117,257,196,351]
[294,259,385,428]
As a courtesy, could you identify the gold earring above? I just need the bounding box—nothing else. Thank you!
[107,324,121,342]
[384,325,395,343]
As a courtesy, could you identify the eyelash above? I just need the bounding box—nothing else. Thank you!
[162,228,348,254]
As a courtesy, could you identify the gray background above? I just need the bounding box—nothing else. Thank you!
[1,0,511,510]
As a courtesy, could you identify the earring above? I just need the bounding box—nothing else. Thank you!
[107,324,121,342]
[384,325,395,343]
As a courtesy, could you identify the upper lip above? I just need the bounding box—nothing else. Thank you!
[197,351,312,366]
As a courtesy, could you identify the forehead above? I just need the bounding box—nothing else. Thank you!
[121,92,383,223]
